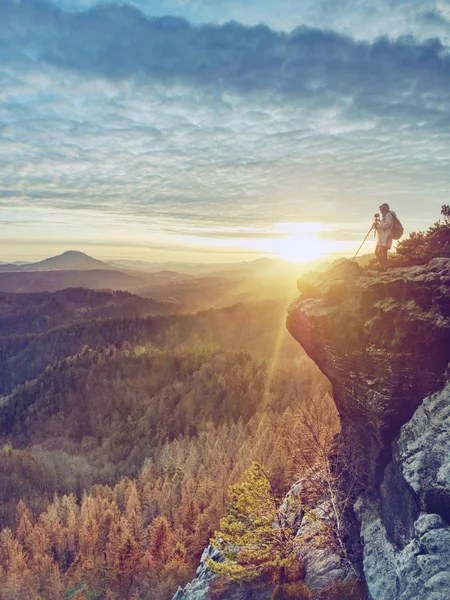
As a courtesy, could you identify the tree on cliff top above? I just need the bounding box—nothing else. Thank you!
[393,204,450,265]
[207,462,299,584]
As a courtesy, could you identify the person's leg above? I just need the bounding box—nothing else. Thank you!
[375,245,383,268]
[380,246,388,269]
[375,245,388,270]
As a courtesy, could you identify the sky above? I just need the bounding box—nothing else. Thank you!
[1,0,449,263]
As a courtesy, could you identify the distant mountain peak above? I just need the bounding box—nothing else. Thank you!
[59,250,91,257]
[25,251,115,272]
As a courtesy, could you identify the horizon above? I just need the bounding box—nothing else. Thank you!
[0,247,345,266]
[1,0,449,263]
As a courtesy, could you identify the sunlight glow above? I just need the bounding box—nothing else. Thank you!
[270,223,344,263]
[174,222,352,263]
[274,236,326,262]
[3,208,358,263]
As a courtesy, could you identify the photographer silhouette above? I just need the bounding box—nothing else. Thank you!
[374,203,395,271]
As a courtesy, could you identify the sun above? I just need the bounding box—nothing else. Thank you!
[270,223,329,262]
[276,235,327,262]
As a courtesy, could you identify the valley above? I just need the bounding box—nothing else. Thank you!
[0,255,335,600]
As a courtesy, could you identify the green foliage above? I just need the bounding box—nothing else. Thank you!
[0,299,296,397]
[0,288,170,337]
[208,462,297,583]
[394,204,450,264]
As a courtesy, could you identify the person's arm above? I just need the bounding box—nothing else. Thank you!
[378,213,394,231]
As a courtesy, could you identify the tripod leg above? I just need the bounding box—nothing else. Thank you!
[352,226,374,261]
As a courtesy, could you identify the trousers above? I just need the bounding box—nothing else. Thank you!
[375,245,388,269]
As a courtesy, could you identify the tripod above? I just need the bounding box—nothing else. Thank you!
[352,224,375,261]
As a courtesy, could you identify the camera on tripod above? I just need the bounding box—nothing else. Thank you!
[353,212,381,260]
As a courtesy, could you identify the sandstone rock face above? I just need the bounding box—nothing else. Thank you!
[173,545,219,600]
[288,258,450,485]
[356,383,450,600]
[172,544,273,600]
[174,478,348,600]
[177,259,450,600]
[279,476,351,591]
[287,258,450,599]
[294,500,349,590]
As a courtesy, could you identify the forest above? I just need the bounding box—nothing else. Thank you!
[0,288,336,600]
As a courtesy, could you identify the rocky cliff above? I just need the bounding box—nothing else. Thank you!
[174,258,450,600]
[287,258,450,599]
[173,544,273,600]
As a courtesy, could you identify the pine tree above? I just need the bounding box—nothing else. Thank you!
[15,501,34,555]
[147,516,172,567]
[208,462,297,583]
[125,482,143,543]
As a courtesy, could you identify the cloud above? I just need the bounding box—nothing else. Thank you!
[1,2,449,118]
[1,0,450,258]
[46,0,450,43]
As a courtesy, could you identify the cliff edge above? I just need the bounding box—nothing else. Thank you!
[287,258,450,599]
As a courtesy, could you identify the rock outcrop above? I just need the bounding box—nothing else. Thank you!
[174,472,351,600]
[279,478,351,590]
[173,544,273,600]
[175,258,450,600]
[173,545,220,600]
[287,258,450,599]
[355,382,450,600]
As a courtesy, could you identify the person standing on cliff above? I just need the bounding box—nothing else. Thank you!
[374,203,395,270]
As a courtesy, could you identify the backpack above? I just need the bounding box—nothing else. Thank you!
[389,211,404,240]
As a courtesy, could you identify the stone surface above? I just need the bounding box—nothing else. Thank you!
[287,258,450,598]
[357,488,450,600]
[172,544,273,600]
[174,478,348,600]
[280,474,352,592]
[295,500,349,590]
[172,545,220,600]
[287,258,450,489]
[279,480,304,530]
[397,383,450,523]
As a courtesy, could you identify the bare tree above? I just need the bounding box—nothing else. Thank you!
[274,392,361,577]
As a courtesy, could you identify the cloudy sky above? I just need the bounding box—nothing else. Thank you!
[1,0,449,262]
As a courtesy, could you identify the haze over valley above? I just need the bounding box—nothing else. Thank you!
[0,250,329,310]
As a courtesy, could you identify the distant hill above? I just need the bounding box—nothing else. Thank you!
[0,269,146,294]
[109,256,299,276]
[0,251,329,309]
[4,251,325,278]
[6,250,114,272]
[137,270,301,311]
[108,258,259,274]
[0,288,175,336]
[0,265,294,308]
